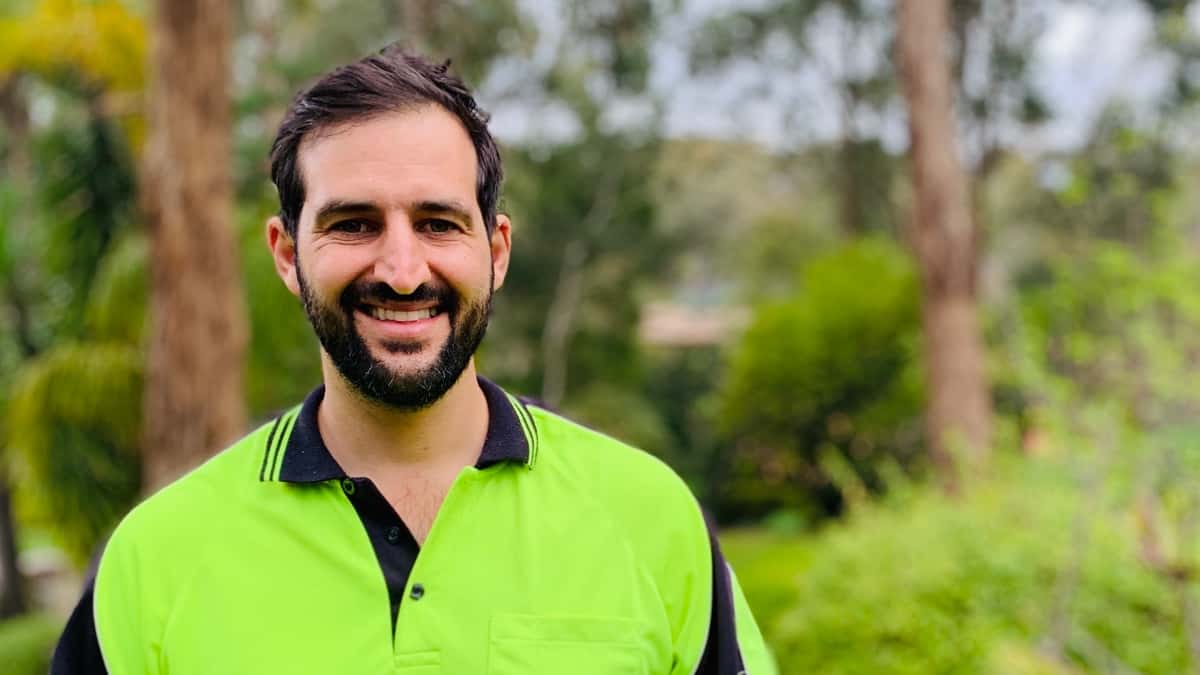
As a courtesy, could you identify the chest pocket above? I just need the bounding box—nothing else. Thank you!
[487,613,651,675]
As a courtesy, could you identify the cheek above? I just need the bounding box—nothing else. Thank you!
[304,252,365,295]
[463,259,498,297]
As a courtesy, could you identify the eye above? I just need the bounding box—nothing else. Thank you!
[330,218,373,234]
[423,219,459,234]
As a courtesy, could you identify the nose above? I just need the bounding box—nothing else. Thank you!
[373,219,431,295]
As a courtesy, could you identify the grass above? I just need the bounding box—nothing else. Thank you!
[720,527,810,634]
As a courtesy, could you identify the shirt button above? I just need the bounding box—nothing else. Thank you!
[410,583,425,601]
[386,526,402,544]
[340,478,356,496]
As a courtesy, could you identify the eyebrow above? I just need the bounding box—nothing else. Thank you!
[313,199,379,226]
[311,199,475,228]
[413,199,474,226]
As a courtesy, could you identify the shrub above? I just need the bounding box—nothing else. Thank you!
[715,238,923,521]
[7,342,142,565]
[737,458,1193,674]
[0,613,61,675]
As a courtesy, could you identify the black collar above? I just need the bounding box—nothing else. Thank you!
[261,377,538,484]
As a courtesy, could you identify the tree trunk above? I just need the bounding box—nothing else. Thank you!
[0,472,24,618]
[0,75,31,619]
[540,238,588,408]
[397,0,436,53]
[142,0,247,491]
[538,165,623,407]
[837,136,866,237]
[896,0,993,489]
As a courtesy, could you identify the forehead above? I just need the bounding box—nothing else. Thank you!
[296,106,479,222]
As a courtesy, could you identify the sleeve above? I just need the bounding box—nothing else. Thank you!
[50,579,109,675]
[692,526,777,675]
[55,517,160,675]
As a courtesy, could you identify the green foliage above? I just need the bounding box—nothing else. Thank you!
[563,1,657,92]
[1014,239,1200,430]
[31,107,137,340]
[7,343,142,565]
[84,233,147,345]
[238,209,322,418]
[1050,119,1178,245]
[0,613,60,675]
[0,71,138,369]
[726,457,1198,674]
[490,135,668,397]
[561,381,672,457]
[639,347,727,501]
[715,238,923,521]
[719,528,812,633]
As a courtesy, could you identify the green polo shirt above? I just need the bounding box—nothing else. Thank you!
[53,378,775,674]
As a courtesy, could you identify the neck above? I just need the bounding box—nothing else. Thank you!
[316,359,489,478]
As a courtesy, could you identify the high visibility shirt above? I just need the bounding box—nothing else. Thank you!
[51,377,775,674]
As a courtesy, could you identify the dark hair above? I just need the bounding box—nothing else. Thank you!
[269,46,503,238]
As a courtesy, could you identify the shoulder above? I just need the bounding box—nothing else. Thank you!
[100,413,287,572]
[91,414,292,650]
[525,404,709,541]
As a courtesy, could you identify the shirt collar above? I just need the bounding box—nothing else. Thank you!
[262,376,538,484]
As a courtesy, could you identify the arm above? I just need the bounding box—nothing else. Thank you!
[54,520,158,675]
[50,579,109,675]
[693,528,776,675]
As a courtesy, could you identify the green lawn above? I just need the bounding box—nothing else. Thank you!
[720,528,810,636]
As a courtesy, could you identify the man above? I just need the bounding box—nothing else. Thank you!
[52,47,774,674]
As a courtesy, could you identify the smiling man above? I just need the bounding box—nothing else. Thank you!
[51,47,774,674]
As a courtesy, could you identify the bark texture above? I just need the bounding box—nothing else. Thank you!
[397,0,435,52]
[0,76,31,619]
[896,0,993,487]
[0,472,23,618]
[142,0,246,490]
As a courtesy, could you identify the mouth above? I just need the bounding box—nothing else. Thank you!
[363,306,441,322]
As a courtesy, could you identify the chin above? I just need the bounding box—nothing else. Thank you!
[377,339,430,356]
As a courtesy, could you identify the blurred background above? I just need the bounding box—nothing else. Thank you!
[4,0,1200,672]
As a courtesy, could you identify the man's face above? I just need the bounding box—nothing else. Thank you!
[268,106,511,410]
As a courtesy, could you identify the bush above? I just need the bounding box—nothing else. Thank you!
[0,613,61,675]
[715,238,923,521]
[7,342,142,565]
[729,457,1194,674]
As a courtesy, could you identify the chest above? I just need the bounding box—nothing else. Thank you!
[376,473,451,544]
[155,470,675,675]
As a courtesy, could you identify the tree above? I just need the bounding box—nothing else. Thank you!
[141,0,246,490]
[716,239,923,522]
[0,74,30,619]
[691,0,899,238]
[896,0,993,487]
[0,0,145,607]
[481,1,673,412]
[388,0,532,85]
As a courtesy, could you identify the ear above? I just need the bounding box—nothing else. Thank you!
[489,214,512,292]
[266,216,301,297]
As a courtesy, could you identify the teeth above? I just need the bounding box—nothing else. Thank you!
[368,307,438,322]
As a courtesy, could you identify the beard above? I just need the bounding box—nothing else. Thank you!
[297,269,492,411]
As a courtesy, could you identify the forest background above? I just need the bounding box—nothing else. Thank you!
[4,0,1200,673]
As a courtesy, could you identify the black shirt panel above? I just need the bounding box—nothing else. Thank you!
[339,476,420,634]
[50,578,108,675]
[695,521,748,675]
